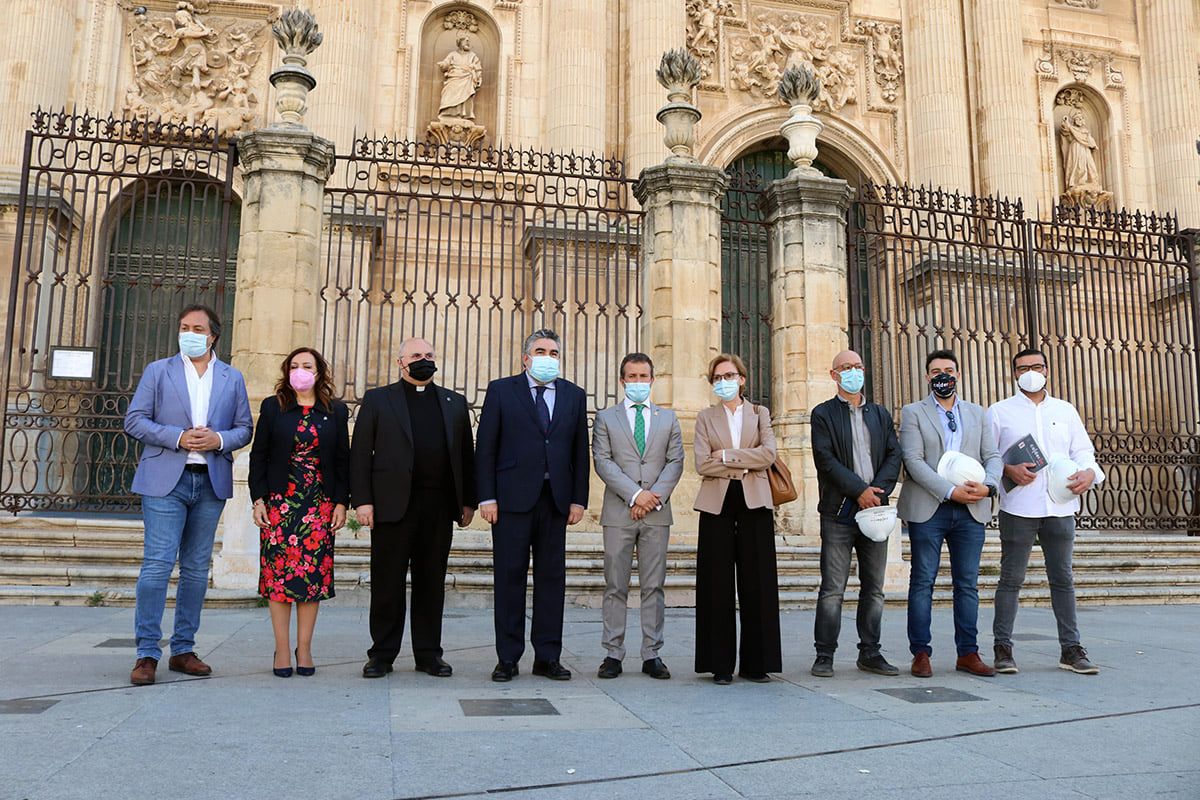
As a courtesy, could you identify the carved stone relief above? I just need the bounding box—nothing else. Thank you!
[1055,0,1100,9]
[1062,49,1096,81]
[727,13,858,111]
[854,19,903,104]
[120,1,274,137]
[685,0,735,80]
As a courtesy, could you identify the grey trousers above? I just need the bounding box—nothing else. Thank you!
[993,510,1081,649]
[602,522,669,661]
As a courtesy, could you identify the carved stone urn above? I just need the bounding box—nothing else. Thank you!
[778,65,824,173]
[655,49,703,162]
[270,9,323,127]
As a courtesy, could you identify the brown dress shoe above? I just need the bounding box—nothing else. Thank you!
[130,657,157,686]
[168,652,213,676]
[911,652,932,678]
[955,652,996,677]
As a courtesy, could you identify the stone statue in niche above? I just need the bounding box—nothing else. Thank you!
[427,34,487,147]
[1056,89,1112,208]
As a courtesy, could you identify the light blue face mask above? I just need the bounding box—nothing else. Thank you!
[528,355,560,383]
[713,379,740,401]
[838,367,865,394]
[178,331,210,358]
[623,381,651,404]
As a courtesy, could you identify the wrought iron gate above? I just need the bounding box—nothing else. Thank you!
[850,182,1200,532]
[1,110,238,513]
[319,138,642,419]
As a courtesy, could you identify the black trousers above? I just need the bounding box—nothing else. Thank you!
[368,490,455,664]
[492,482,567,663]
[694,481,783,676]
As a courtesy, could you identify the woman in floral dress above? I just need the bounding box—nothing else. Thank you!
[249,347,350,677]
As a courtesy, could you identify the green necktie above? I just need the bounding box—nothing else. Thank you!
[633,404,646,456]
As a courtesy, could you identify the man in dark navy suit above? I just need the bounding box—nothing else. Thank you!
[476,328,590,681]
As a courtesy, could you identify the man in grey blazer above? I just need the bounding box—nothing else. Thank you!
[123,305,252,686]
[898,349,1001,679]
[591,353,685,680]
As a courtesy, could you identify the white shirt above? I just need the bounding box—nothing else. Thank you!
[527,372,555,419]
[989,391,1104,518]
[623,397,653,508]
[724,402,744,450]
[178,353,221,464]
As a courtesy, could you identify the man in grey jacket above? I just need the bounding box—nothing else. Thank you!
[898,349,1001,679]
[591,353,685,680]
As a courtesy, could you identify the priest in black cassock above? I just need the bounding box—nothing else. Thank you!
[351,337,477,678]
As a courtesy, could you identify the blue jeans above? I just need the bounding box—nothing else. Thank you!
[907,502,985,657]
[135,470,226,660]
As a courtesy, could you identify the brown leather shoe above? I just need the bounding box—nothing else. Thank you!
[955,652,996,677]
[130,657,157,686]
[168,652,212,676]
[911,652,932,678]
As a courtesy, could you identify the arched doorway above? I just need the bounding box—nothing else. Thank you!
[721,142,860,406]
[90,176,240,501]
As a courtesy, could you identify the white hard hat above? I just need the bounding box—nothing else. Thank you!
[1046,456,1082,505]
[937,451,986,486]
[855,505,898,542]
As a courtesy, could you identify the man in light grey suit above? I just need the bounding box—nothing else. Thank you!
[123,305,252,686]
[898,349,1001,679]
[591,353,684,680]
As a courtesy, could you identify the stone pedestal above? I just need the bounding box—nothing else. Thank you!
[213,126,334,590]
[762,172,852,539]
[634,162,727,534]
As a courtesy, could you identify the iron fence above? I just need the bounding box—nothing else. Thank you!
[850,182,1200,532]
[720,166,773,406]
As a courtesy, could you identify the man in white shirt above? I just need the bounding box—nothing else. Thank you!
[591,353,684,680]
[989,348,1103,675]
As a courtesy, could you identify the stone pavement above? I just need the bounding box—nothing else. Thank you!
[2,599,1197,800]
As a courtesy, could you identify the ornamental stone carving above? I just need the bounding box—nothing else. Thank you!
[1056,89,1112,209]
[727,12,858,112]
[443,10,481,33]
[121,1,271,137]
[1055,0,1099,8]
[685,0,735,79]
[1062,49,1096,82]
[854,19,903,104]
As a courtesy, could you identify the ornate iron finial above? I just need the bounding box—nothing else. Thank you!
[777,65,821,107]
[269,9,322,127]
[656,48,703,103]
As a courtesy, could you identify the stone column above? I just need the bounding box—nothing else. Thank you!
[972,1,1039,204]
[761,173,852,538]
[900,0,972,191]
[214,10,335,589]
[625,1,686,175]
[0,0,75,183]
[304,0,376,153]
[634,163,727,536]
[1141,0,1200,225]
[541,0,607,154]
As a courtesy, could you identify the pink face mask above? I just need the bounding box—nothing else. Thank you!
[289,368,316,393]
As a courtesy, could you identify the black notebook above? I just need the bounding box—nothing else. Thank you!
[1001,434,1048,492]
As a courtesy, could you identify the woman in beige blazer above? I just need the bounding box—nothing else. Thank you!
[693,353,783,685]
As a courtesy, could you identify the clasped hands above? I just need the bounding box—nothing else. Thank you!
[629,490,662,521]
[179,426,220,452]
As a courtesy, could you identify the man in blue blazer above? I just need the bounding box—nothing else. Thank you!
[123,305,253,686]
[476,328,590,681]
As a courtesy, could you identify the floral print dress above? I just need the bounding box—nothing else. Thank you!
[259,406,336,602]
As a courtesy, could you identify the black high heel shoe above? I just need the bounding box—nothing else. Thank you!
[295,647,315,677]
[273,651,292,678]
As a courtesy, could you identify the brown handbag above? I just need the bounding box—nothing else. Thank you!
[767,458,798,506]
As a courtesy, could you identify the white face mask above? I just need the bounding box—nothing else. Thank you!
[1017,370,1047,394]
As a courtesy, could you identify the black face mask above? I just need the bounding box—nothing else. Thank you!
[407,359,437,382]
[930,373,957,399]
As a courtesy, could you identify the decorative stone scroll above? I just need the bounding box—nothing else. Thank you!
[1055,0,1099,9]
[120,1,274,138]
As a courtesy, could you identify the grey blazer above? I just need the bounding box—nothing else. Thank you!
[591,401,685,527]
[897,394,1002,525]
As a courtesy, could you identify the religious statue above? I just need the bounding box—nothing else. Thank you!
[436,35,483,120]
[1056,95,1112,208]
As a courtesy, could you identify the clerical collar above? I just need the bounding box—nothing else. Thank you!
[415,385,426,392]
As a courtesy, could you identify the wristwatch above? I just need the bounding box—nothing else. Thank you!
[986,485,998,498]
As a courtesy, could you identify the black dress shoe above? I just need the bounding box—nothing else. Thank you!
[713,673,733,685]
[532,660,572,680]
[491,661,519,682]
[738,671,771,683]
[597,657,622,679]
[362,658,394,679]
[856,652,900,677]
[641,658,671,680]
[811,655,834,678]
[415,657,453,677]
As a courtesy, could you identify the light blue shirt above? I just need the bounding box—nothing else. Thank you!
[527,372,556,419]
[932,394,962,501]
